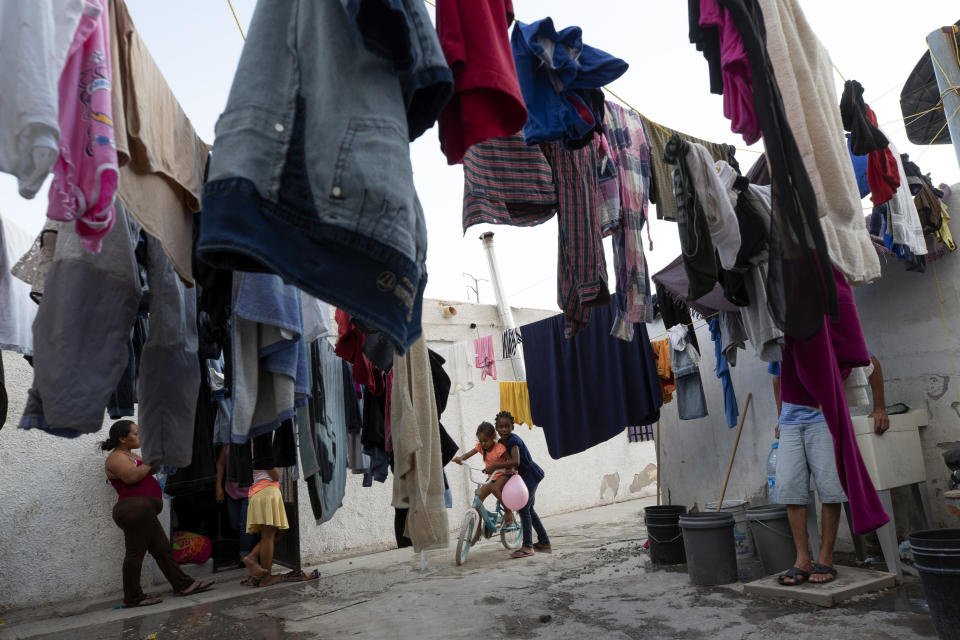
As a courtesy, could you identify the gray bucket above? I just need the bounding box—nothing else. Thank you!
[705,499,752,557]
[679,512,738,585]
[746,504,795,575]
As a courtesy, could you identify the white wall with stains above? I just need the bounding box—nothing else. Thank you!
[1,299,656,612]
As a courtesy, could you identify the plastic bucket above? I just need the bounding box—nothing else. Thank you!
[644,505,687,565]
[706,499,752,557]
[910,529,960,640]
[679,512,738,585]
[746,504,795,575]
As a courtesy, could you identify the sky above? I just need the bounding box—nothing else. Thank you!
[2,0,958,312]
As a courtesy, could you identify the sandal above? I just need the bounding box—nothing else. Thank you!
[123,596,163,608]
[810,563,838,584]
[510,549,534,559]
[777,566,810,586]
[282,569,320,583]
[240,576,261,587]
[177,579,214,597]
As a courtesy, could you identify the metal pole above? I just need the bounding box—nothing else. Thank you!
[479,232,526,381]
[927,27,960,170]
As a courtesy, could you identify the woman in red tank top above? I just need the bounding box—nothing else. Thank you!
[102,420,214,608]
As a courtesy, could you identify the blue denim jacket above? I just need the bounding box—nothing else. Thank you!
[199,0,445,354]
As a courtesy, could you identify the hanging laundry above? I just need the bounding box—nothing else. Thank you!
[694,0,761,144]
[47,0,118,253]
[474,335,497,381]
[740,262,784,362]
[780,267,888,534]
[137,232,200,467]
[462,135,609,336]
[714,160,770,307]
[108,0,210,284]
[758,0,880,287]
[640,114,728,222]
[11,220,60,304]
[908,160,945,234]
[598,102,655,339]
[435,0,526,164]
[436,341,476,394]
[709,317,738,428]
[886,143,928,258]
[502,328,523,359]
[230,272,309,445]
[391,338,449,552]
[670,337,708,421]
[718,310,747,366]
[655,282,701,353]
[0,0,83,198]
[522,297,662,459]
[510,18,627,148]
[499,381,534,427]
[840,80,890,155]
[0,355,6,428]
[427,349,460,468]
[334,310,385,394]
[21,202,143,437]
[339,0,452,142]
[462,134,558,226]
[0,214,37,356]
[938,183,959,251]
[312,339,347,525]
[198,0,433,354]
[301,294,334,343]
[663,135,718,301]
[846,135,872,199]
[650,338,675,404]
[681,141,742,270]
[343,362,363,435]
[164,356,218,497]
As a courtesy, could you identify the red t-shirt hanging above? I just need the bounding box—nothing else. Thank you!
[436,0,528,165]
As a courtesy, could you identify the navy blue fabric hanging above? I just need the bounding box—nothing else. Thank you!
[522,298,663,458]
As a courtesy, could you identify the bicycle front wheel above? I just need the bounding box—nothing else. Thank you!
[500,511,522,550]
[456,510,479,566]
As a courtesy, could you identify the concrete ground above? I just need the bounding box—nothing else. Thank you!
[0,498,938,640]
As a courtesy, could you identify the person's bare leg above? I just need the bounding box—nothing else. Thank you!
[783,504,813,584]
[472,485,492,543]
[242,540,266,577]
[491,476,513,524]
[258,527,283,586]
[811,503,842,583]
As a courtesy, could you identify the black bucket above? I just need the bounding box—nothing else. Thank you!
[910,529,960,640]
[746,504,795,575]
[679,512,738,585]
[645,505,687,565]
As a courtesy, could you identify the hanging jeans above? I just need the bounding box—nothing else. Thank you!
[519,482,549,549]
[780,267,888,534]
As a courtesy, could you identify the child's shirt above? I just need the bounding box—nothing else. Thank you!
[475,442,508,478]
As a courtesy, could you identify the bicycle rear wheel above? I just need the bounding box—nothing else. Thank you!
[500,511,522,550]
[456,510,479,566]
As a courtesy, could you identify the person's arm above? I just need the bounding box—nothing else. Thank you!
[266,467,282,482]
[868,356,890,435]
[486,445,521,474]
[453,448,479,465]
[215,447,227,503]
[105,453,155,485]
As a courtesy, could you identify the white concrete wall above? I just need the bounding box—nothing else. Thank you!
[657,254,960,549]
[1,299,656,612]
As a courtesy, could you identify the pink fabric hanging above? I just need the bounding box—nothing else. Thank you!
[699,0,761,145]
[474,335,497,380]
[47,0,118,253]
[780,267,889,534]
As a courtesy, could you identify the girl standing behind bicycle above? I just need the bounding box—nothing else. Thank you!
[489,411,550,559]
[454,422,516,539]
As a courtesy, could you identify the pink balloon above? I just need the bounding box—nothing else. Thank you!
[501,474,529,511]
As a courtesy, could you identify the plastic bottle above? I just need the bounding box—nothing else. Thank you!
[766,441,779,502]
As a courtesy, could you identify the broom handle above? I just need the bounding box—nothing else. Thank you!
[717,393,752,510]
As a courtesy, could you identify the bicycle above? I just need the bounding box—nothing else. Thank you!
[455,466,522,565]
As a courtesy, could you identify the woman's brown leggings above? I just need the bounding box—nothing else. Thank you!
[112,497,193,605]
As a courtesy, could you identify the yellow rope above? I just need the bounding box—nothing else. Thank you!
[931,260,960,407]
[917,101,960,161]
[226,0,245,40]
[832,62,847,83]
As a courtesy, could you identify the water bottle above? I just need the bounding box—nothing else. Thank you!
[766,441,779,501]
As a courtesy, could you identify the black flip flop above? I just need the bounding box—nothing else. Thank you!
[177,580,214,597]
[777,567,810,586]
[810,563,838,584]
[123,596,163,608]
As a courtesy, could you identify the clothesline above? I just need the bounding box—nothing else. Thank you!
[647,310,720,343]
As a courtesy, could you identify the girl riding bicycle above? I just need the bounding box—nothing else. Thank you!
[454,422,516,537]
